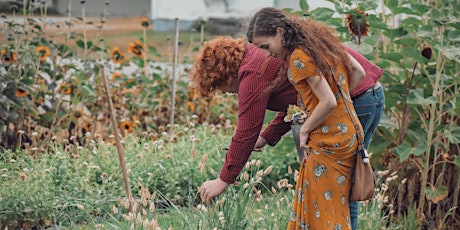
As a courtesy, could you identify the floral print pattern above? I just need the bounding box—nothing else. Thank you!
[287,49,363,230]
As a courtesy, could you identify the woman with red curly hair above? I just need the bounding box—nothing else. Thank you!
[191,36,297,201]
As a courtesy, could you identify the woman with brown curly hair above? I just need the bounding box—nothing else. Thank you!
[190,36,298,201]
[247,7,366,230]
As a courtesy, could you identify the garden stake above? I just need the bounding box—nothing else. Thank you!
[169,18,179,136]
[100,64,133,212]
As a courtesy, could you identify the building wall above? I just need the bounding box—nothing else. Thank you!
[56,0,151,18]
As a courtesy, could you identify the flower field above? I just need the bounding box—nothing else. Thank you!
[1,0,460,229]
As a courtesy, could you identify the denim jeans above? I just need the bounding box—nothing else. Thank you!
[349,84,385,230]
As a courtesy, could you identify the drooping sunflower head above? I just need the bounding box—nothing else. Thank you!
[141,17,150,28]
[129,41,145,57]
[36,45,51,62]
[15,87,29,98]
[110,46,125,64]
[346,8,369,44]
[421,46,433,60]
[1,49,17,63]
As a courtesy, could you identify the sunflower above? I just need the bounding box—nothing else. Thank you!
[346,8,369,44]
[141,17,150,28]
[110,46,125,64]
[15,88,28,98]
[129,40,145,57]
[59,82,73,95]
[111,72,123,82]
[119,120,134,134]
[1,49,16,63]
[36,45,51,62]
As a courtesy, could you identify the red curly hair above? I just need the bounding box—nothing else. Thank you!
[189,36,245,97]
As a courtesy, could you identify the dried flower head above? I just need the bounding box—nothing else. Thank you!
[129,40,145,57]
[37,45,51,61]
[346,8,369,44]
[1,49,16,63]
[110,46,125,64]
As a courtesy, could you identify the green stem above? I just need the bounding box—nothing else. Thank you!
[418,26,445,216]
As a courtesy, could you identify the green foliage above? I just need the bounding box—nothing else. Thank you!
[0,124,299,228]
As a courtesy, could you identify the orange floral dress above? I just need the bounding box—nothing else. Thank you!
[287,49,363,230]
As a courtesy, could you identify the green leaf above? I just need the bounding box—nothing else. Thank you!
[445,126,460,144]
[81,84,97,98]
[368,15,388,30]
[401,47,429,64]
[413,143,426,157]
[448,30,460,43]
[411,3,430,15]
[132,58,144,68]
[76,40,85,49]
[417,25,436,38]
[426,185,448,204]
[380,53,403,63]
[383,27,408,40]
[394,7,418,16]
[395,141,412,162]
[394,37,417,46]
[454,156,460,168]
[148,46,162,57]
[407,88,437,105]
[439,46,460,63]
[400,17,422,33]
[20,78,34,86]
[309,7,335,21]
[87,41,93,49]
[299,0,309,12]
[357,0,378,11]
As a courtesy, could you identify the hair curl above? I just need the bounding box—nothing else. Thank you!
[189,36,245,97]
[247,7,352,78]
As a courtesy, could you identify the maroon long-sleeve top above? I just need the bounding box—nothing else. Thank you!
[219,43,298,184]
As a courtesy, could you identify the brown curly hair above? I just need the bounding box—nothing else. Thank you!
[246,7,352,79]
[189,36,246,97]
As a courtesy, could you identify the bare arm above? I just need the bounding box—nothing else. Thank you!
[348,53,365,91]
[299,75,337,149]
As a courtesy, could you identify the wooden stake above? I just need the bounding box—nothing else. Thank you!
[169,18,179,135]
[100,64,132,210]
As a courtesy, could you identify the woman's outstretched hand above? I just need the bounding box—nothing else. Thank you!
[198,178,229,203]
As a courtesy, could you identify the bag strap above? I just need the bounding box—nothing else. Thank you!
[326,62,369,162]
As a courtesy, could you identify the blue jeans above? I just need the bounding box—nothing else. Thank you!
[349,83,385,230]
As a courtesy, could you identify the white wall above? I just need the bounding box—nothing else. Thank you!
[151,0,207,20]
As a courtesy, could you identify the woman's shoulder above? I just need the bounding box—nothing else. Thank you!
[289,48,315,71]
[290,48,311,61]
